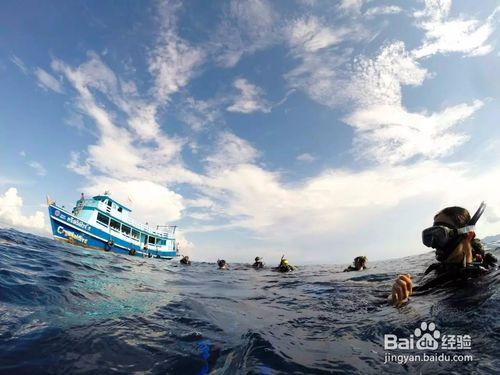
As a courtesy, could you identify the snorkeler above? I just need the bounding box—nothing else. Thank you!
[391,202,497,307]
[252,257,264,269]
[180,255,191,265]
[344,256,367,272]
[276,255,296,273]
[217,259,228,270]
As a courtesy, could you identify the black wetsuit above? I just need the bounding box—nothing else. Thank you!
[413,253,497,294]
[343,266,365,272]
[252,261,264,269]
[276,264,295,273]
[180,258,191,265]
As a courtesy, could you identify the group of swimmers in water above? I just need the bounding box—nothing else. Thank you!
[179,254,297,272]
[179,203,498,307]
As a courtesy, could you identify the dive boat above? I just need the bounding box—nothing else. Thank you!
[47,193,178,259]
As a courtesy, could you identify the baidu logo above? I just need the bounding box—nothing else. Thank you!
[384,321,471,351]
[414,322,440,350]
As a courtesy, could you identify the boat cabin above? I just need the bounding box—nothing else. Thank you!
[71,194,176,254]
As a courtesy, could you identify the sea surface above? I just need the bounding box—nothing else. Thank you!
[0,228,498,374]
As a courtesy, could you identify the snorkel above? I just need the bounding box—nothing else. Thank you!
[422,202,486,262]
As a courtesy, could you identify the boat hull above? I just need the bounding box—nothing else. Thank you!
[48,204,176,259]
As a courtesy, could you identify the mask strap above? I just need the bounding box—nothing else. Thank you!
[457,225,475,234]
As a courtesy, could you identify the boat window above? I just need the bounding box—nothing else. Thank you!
[131,229,139,240]
[107,200,112,207]
[148,236,156,245]
[121,225,131,236]
[118,207,123,213]
[157,238,166,246]
[96,213,109,226]
[110,219,120,231]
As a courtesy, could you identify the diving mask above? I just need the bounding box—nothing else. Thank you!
[422,202,486,262]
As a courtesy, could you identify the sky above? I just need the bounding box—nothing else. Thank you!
[1,0,500,264]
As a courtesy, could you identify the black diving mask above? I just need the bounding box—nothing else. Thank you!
[422,202,486,261]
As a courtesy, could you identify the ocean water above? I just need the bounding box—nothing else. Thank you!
[0,228,498,374]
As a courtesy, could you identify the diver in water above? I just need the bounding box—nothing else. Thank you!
[252,257,264,269]
[344,256,368,272]
[217,259,228,270]
[276,255,296,273]
[180,255,191,265]
[391,202,497,307]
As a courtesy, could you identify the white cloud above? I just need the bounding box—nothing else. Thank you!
[348,42,428,107]
[28,161,47,176]
[365,5,403,17]
[175,229,195,257]
[338,0,364,14]
[82,178,185,224]
[179,97,222,131]
[344,42,485,164]
[287,16,351,53]
[52,52,199,186]
[10,55,28,75]
[211,0,278,67]
[413,0,500,58]
[286,15,360,55]
[227,78,271,114]
[148,0,205,103]
[48,6,206,229]
[205,131,259,171]
[285,48,350,108]
[192,153,500,262]
[0,187,46,232]
[346,100,483,164]
[284,16,366,110]
[34,68,64,93]
[296,153,316,162]
[67,151,91,176]
[287,39,484,165]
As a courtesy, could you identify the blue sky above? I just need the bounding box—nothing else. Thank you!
[1,0,500,264]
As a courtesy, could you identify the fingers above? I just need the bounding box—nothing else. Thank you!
[392,283,405,307]
[391,274,413,307]
[400,274,413,295]
[391,284,400,305]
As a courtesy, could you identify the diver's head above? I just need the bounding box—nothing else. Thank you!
[354,256,367,269]
[217,259,226,268]
[255,256,261,262]
[422,203,485,264]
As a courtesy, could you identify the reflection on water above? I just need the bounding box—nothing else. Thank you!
[0,228,498,374]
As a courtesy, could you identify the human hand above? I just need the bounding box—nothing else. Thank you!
[391,274,412,307]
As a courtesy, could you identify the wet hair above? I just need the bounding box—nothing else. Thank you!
[354,256,367,266]
[471,238,485,257]
[435,206,470,228]
[436,206,484,256]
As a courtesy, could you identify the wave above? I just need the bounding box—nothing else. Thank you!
[0,228,498,374]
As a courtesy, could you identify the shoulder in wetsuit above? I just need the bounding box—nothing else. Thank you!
[413,252,497,294]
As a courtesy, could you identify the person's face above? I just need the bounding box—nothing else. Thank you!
[433,213,470,264]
